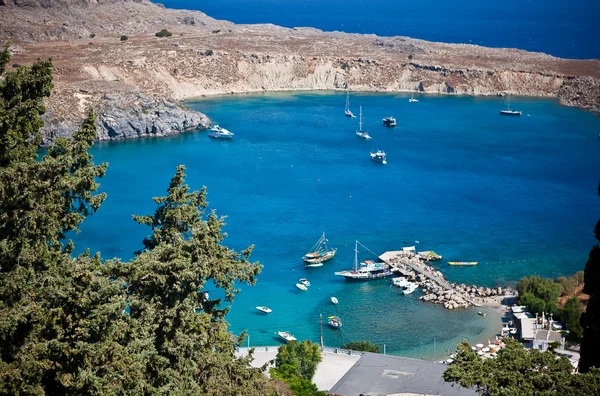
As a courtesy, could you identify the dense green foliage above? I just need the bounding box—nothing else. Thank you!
[580,182,600,372]
[120,35,128,41]
[557,271,584,296]
[0,43,272,394]
[274,341,322,381]
[340,340,380,353]
[517,275,562,315]
[561,297,584,339]
[444,339,600,395]
[155,29,173,38]
[270,365,325,396]
[270,341,324,396]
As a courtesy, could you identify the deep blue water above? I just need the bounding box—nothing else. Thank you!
[72,92,600,357]
[157,0,600,59]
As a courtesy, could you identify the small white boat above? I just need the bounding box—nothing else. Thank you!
[277,331,297,342]
[409,93,419,103]
[208,125,234,139]
[330,296,339,305]
[299,278,311,287]
[499,95,521,116]
[296,283,308,291]
[370,150,387,164]
[478,311,487,317]
[403,283,418,294]
[256,306,272,314]
[391,277,410,288]
[328,316,342,329]
[356,106,372,139]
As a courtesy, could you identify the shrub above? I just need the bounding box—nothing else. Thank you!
[155,29,172,38]
[120,35,128,41]
[340,340,380,353]
[90,33,96,38]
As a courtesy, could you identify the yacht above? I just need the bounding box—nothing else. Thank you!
[356,106,372,139]
[382,116,397,127]
[500,95,522,116]
[370,150,387,164]
[409,93,419,103]
[299,278,311,287]
[336,241,393,281]
[208,125,234,139]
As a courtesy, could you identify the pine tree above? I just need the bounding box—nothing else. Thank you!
[580,182,600,372]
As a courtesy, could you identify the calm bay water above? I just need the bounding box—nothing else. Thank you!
[159,0,600,59]
[73,92,600,358]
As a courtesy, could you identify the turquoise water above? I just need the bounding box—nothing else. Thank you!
[73,92,600,358]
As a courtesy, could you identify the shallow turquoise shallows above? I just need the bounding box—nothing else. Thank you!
[72,92,600,359]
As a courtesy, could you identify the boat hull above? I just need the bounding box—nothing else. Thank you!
[499,110,522,116]
[448,262,478,266]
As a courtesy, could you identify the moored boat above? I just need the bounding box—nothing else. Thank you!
[303,233,337,266]
[330,296,339,305]
[499,95,521,116]
[448,261,478,266]
[336,241,393,281]
[296,283,308,291]
[344,90,356,118]
[409,93,419,103]
[256,306,272,314]
[327,316,342,329]
[382,116,396,127]
[208,125,235,139]
[356,106,372,139]
[403,283,419,294]
[276,331,297,342]
[370,150,387,164]
[299,278,311,287]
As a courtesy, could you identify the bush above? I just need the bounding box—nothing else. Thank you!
[120,35,128,41]
[270,365,325,396]
[275,340,321,381]
[89,33,96,39]
[155,29,172,38]
[560,297,583,340]
[517,275,562,315]
[340,340,380,353]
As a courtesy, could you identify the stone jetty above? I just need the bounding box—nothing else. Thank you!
[380,249,510,310]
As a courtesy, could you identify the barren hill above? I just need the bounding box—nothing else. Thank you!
[1,0,599,141]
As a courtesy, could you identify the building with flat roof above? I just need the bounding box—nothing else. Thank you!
[327,352,475,396]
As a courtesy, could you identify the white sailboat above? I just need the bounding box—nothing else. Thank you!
[409,93,419,103]
[356,107,371,139]
[500,95,522,116]
[335,241,393,281]
[345,90,356,117]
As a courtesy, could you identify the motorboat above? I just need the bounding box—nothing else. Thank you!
[299,278,311,287]
[296,283,308,291]
[277,331,297,342]
[391,277,410,288]
[303,233,337,266]
[330,296,339,304]
[327,316,342,329]
[382,116,396,127]
[208,125,235,139]
[256,306,272,314]
[356,106,372,139]
[403,283,419,294]
[370,150,387,164]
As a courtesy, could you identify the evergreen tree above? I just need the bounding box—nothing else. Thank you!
[580,182,600,372]
[107,165,268,394]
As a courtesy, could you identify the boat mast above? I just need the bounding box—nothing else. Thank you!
[354,240,359,271]
[345,91,350,112]
[319,314,323,348]
[359,107,363,132]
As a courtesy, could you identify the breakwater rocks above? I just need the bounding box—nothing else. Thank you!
[41,93,210,143]
[420,282,507,310]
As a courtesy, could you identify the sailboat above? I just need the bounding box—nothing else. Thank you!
[303,233,337,267]
[356,107,372,139]
[500,95,522,116]
[409,93,419,103]
[344,90,356,117]
[335,241,393,281]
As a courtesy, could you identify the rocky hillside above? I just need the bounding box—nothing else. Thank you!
[1,0,599,141]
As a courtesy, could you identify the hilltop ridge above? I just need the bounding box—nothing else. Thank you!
[1,0,599,141]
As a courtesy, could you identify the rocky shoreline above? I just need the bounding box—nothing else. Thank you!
[1,0,599,142]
